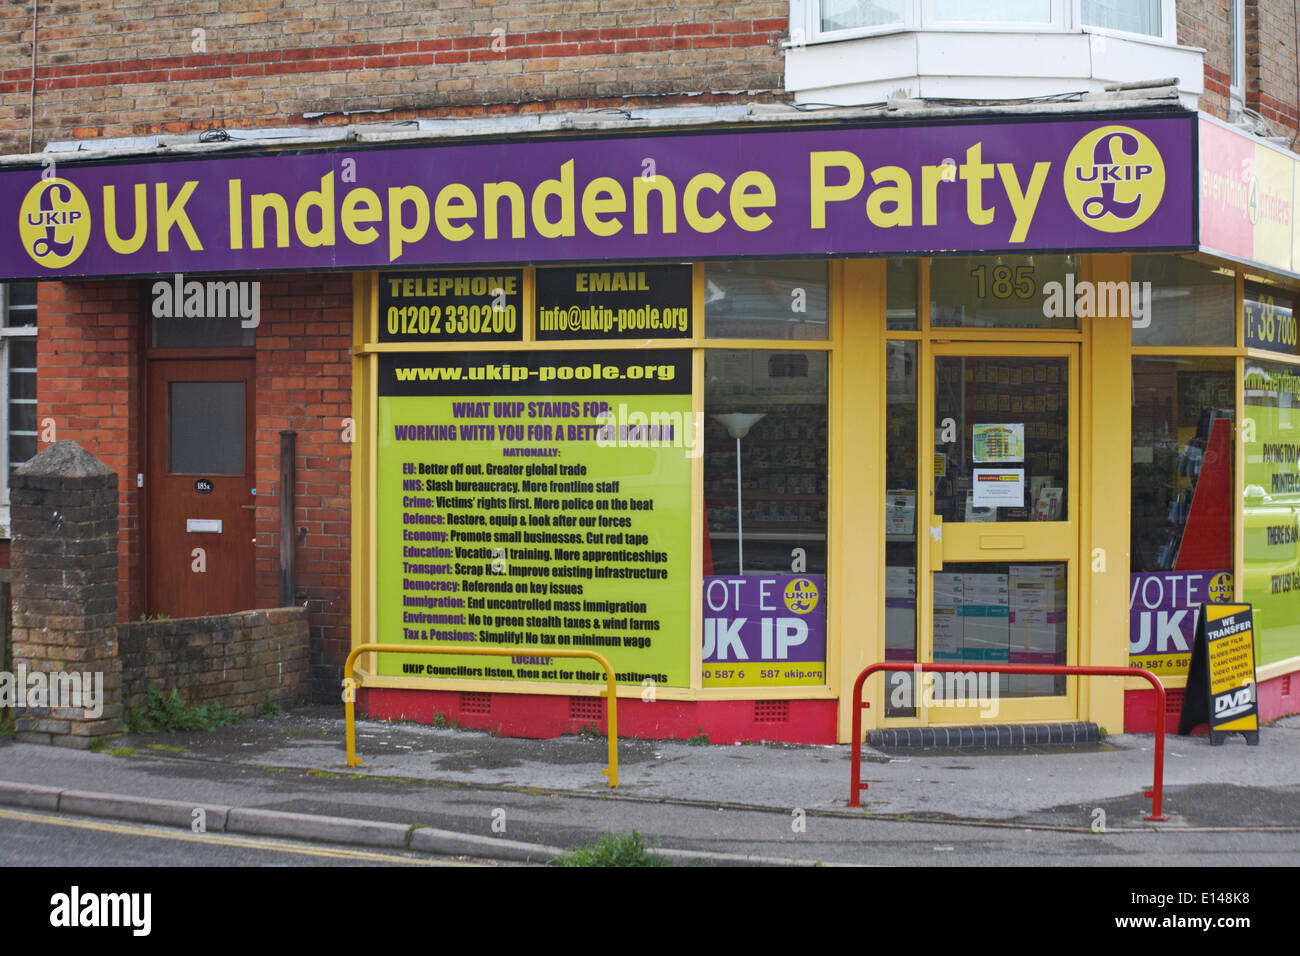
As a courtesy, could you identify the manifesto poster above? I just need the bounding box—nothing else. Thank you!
[376,349,694,686]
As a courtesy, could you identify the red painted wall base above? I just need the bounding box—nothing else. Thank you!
[1124,667,1300,734]
[359,688,839,744]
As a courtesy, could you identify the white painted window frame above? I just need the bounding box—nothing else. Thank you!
[1229,0,1245,115]
[0,284,38,534]
[790,0,1177,47]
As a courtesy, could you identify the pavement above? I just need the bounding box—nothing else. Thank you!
[2,706,1299,866]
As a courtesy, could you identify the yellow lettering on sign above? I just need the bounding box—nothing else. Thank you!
[684,172,726,234]
[295,171,336,248]
[388,185,430,261]
[959,143,996,226]
[341,188,382,245]
[435,183,477,242]
[104,183,149,255]
[809,151,864,229]
[729,171,775,232]
[155,180,204,252]
[633,175,676,235]
[866,165,912,228]
[250,190,290,248]
[997,162,1051,243]
[483,181,525,240]
[581,177,625,238]
[531,160,575,239]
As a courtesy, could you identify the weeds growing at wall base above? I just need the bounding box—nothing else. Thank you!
[125,686,242,734]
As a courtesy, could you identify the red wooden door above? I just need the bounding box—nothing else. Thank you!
[146,359,256,617]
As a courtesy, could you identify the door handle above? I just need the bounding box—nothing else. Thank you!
[928,515,944,572]
[240,504,256,510]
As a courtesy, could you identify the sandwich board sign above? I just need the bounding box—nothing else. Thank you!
[1177,603,1260,745]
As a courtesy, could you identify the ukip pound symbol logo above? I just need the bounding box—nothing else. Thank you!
[19,178,91,269]
[1063,126,1166,234]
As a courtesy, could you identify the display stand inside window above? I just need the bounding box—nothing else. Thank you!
[1131,360,1235,573]
[704,404,828,574]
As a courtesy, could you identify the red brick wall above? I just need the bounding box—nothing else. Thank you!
[37,274,353,701]
[36,279,142,622]
[1177,1,1300,149]
[254,273,353,701]
[0,1,788,156]
[1245,0,1300,143]
[1180,0,1234,120]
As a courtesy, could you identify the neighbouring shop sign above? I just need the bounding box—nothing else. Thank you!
[1,115,1196,280]
[376,349,693,687]
[1243,282,1299,356]
[535,264,692,340]
[1129,570,1233,677]
[702,574,826,687]
[1200,115,1299,277]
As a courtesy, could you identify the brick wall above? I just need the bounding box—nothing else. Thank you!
[0,0,788,156]
[1175,1,1300,148]
[118,607,310,716]
[10,440,123,747]
[1246,0,1300,142]
[1180,0,1233,119]
[36,280,143,621]
[253,273,354,702]
[37,274,353,702]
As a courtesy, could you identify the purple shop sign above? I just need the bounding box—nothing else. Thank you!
[3,115,1196,280]
[703,574,826,664]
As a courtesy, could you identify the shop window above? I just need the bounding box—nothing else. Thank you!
[703,350,829,574]
[887,259,919,330]
[1,282,38,536]
[885,340,919,714]
[937,560,1068,699]
[1243,360,1300,668]
[1131,256,1235,347]
[934,355,1069,522]
[1130,357,1235,678]
[1131,358,1235,572]
[930,255,1077,329]
[703,261,828,340]
[702,349,829,691]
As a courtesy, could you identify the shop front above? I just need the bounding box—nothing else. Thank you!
[11,103,1296,744]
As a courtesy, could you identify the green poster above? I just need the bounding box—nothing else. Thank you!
[1243,361,1300,667]
[376,350,694,687]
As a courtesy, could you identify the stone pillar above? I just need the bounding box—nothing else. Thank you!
[10,441,122,746]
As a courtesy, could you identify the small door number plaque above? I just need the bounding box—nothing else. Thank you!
[195,479,213,494]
